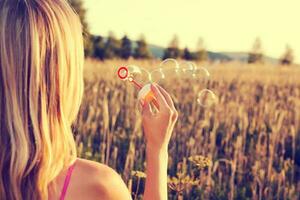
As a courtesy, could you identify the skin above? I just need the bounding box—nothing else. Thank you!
[50,84,178,200]
[49,158,131,200]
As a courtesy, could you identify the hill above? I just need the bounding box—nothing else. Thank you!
[146,43,232,61]
[221,52,279,64]
[142,42,280,64]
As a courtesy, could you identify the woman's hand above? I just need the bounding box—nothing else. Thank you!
[141,84,178,151]
[141,84,178,200]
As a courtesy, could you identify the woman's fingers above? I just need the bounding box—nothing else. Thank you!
[141,101,152,117]
[155,84,176,110]
[151,84,170,111]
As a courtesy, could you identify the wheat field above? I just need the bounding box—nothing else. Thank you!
[73,59,300,200]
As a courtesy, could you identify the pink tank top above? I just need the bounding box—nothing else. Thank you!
[59,163,76,200]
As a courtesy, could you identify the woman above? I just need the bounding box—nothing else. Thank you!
[0,0,178,199]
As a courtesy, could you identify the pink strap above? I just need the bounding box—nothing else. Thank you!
[59,163,76,200]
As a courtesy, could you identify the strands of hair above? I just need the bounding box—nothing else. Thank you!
[0,0,84,199]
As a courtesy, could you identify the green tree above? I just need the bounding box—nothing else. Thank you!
[134,35,151,59]
[280,45,294,66]
[104,31,121,59]
[163,35,181,59]
[68,0,93,57]
[248,37,264,64]
[120,35,132,60]
[194,37,208,61]
[182,47,193,60]
[92,35,105,60]
[83,35,95,57]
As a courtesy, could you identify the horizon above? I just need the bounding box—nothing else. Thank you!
[83,0,300,62]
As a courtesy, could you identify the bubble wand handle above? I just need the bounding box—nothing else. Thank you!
[117,66,158,108]
[138,84,160,109]
[150,98,160,109]
[129,78,143,90]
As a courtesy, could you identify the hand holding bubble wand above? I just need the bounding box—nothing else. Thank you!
[117,66,160,109]
[117,60,218,109]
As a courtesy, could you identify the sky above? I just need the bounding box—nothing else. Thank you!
[83,0,300,62]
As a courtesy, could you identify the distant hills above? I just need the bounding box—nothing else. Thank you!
[141,43,280,64]
[100,38,281,64]
[147,44,232,61]
[219,52,279,64]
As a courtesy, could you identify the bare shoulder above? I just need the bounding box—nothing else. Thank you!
[75,158,118,182]
[67,158,132,200]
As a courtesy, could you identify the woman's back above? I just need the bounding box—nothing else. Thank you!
[49,159,131,200]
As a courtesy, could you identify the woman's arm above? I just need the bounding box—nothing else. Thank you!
[86,84,176,200]
[144,147,169,200]
[141,84,178,200]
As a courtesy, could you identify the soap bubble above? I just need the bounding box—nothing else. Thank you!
[150,67,182,83]
[180,62,196,80]
[191,67,210,81]
[179,62,210,83]
[163,66,181,78]
[160,58,181,78]
[127,65,151,85]
[179,62,196,73]
[150,68,165,83]
[127,65,142,74]
[150,59,184,83]
[159,58,179,69]
[196,89,218,107]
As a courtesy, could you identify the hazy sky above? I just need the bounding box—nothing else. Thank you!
[84,0,299,62]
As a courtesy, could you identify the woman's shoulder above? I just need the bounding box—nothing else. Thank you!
[66,158,132,200]
[75,158,118,182]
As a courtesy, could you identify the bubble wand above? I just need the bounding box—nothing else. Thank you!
[117,67,143,89]
[117,66,159,109]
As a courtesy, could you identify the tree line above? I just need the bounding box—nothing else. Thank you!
[69,0,295,65]
[84,33,152,60]
[84,33,295,66]
[84,33,209,62]
[248,38,294,65]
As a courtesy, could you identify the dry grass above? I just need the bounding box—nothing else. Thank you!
[73,58,300,200]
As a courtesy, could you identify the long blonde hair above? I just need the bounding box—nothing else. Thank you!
[0,0,84,199]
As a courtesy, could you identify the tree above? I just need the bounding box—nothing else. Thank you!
[92,35,105,60]
[83,35,95,57]
[104,31,121,59]
[248,37,264,64]
[280,45,294,66]
[182,47,193,60]
[194,37,208,61]
[68,0,93,57]
[134,35,151,59]
[120,35,132,60]
[163,35,181,59]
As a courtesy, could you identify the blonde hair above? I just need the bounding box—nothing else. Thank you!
[0,0,84,199]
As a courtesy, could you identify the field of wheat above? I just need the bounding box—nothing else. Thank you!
[72,59,300,200]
